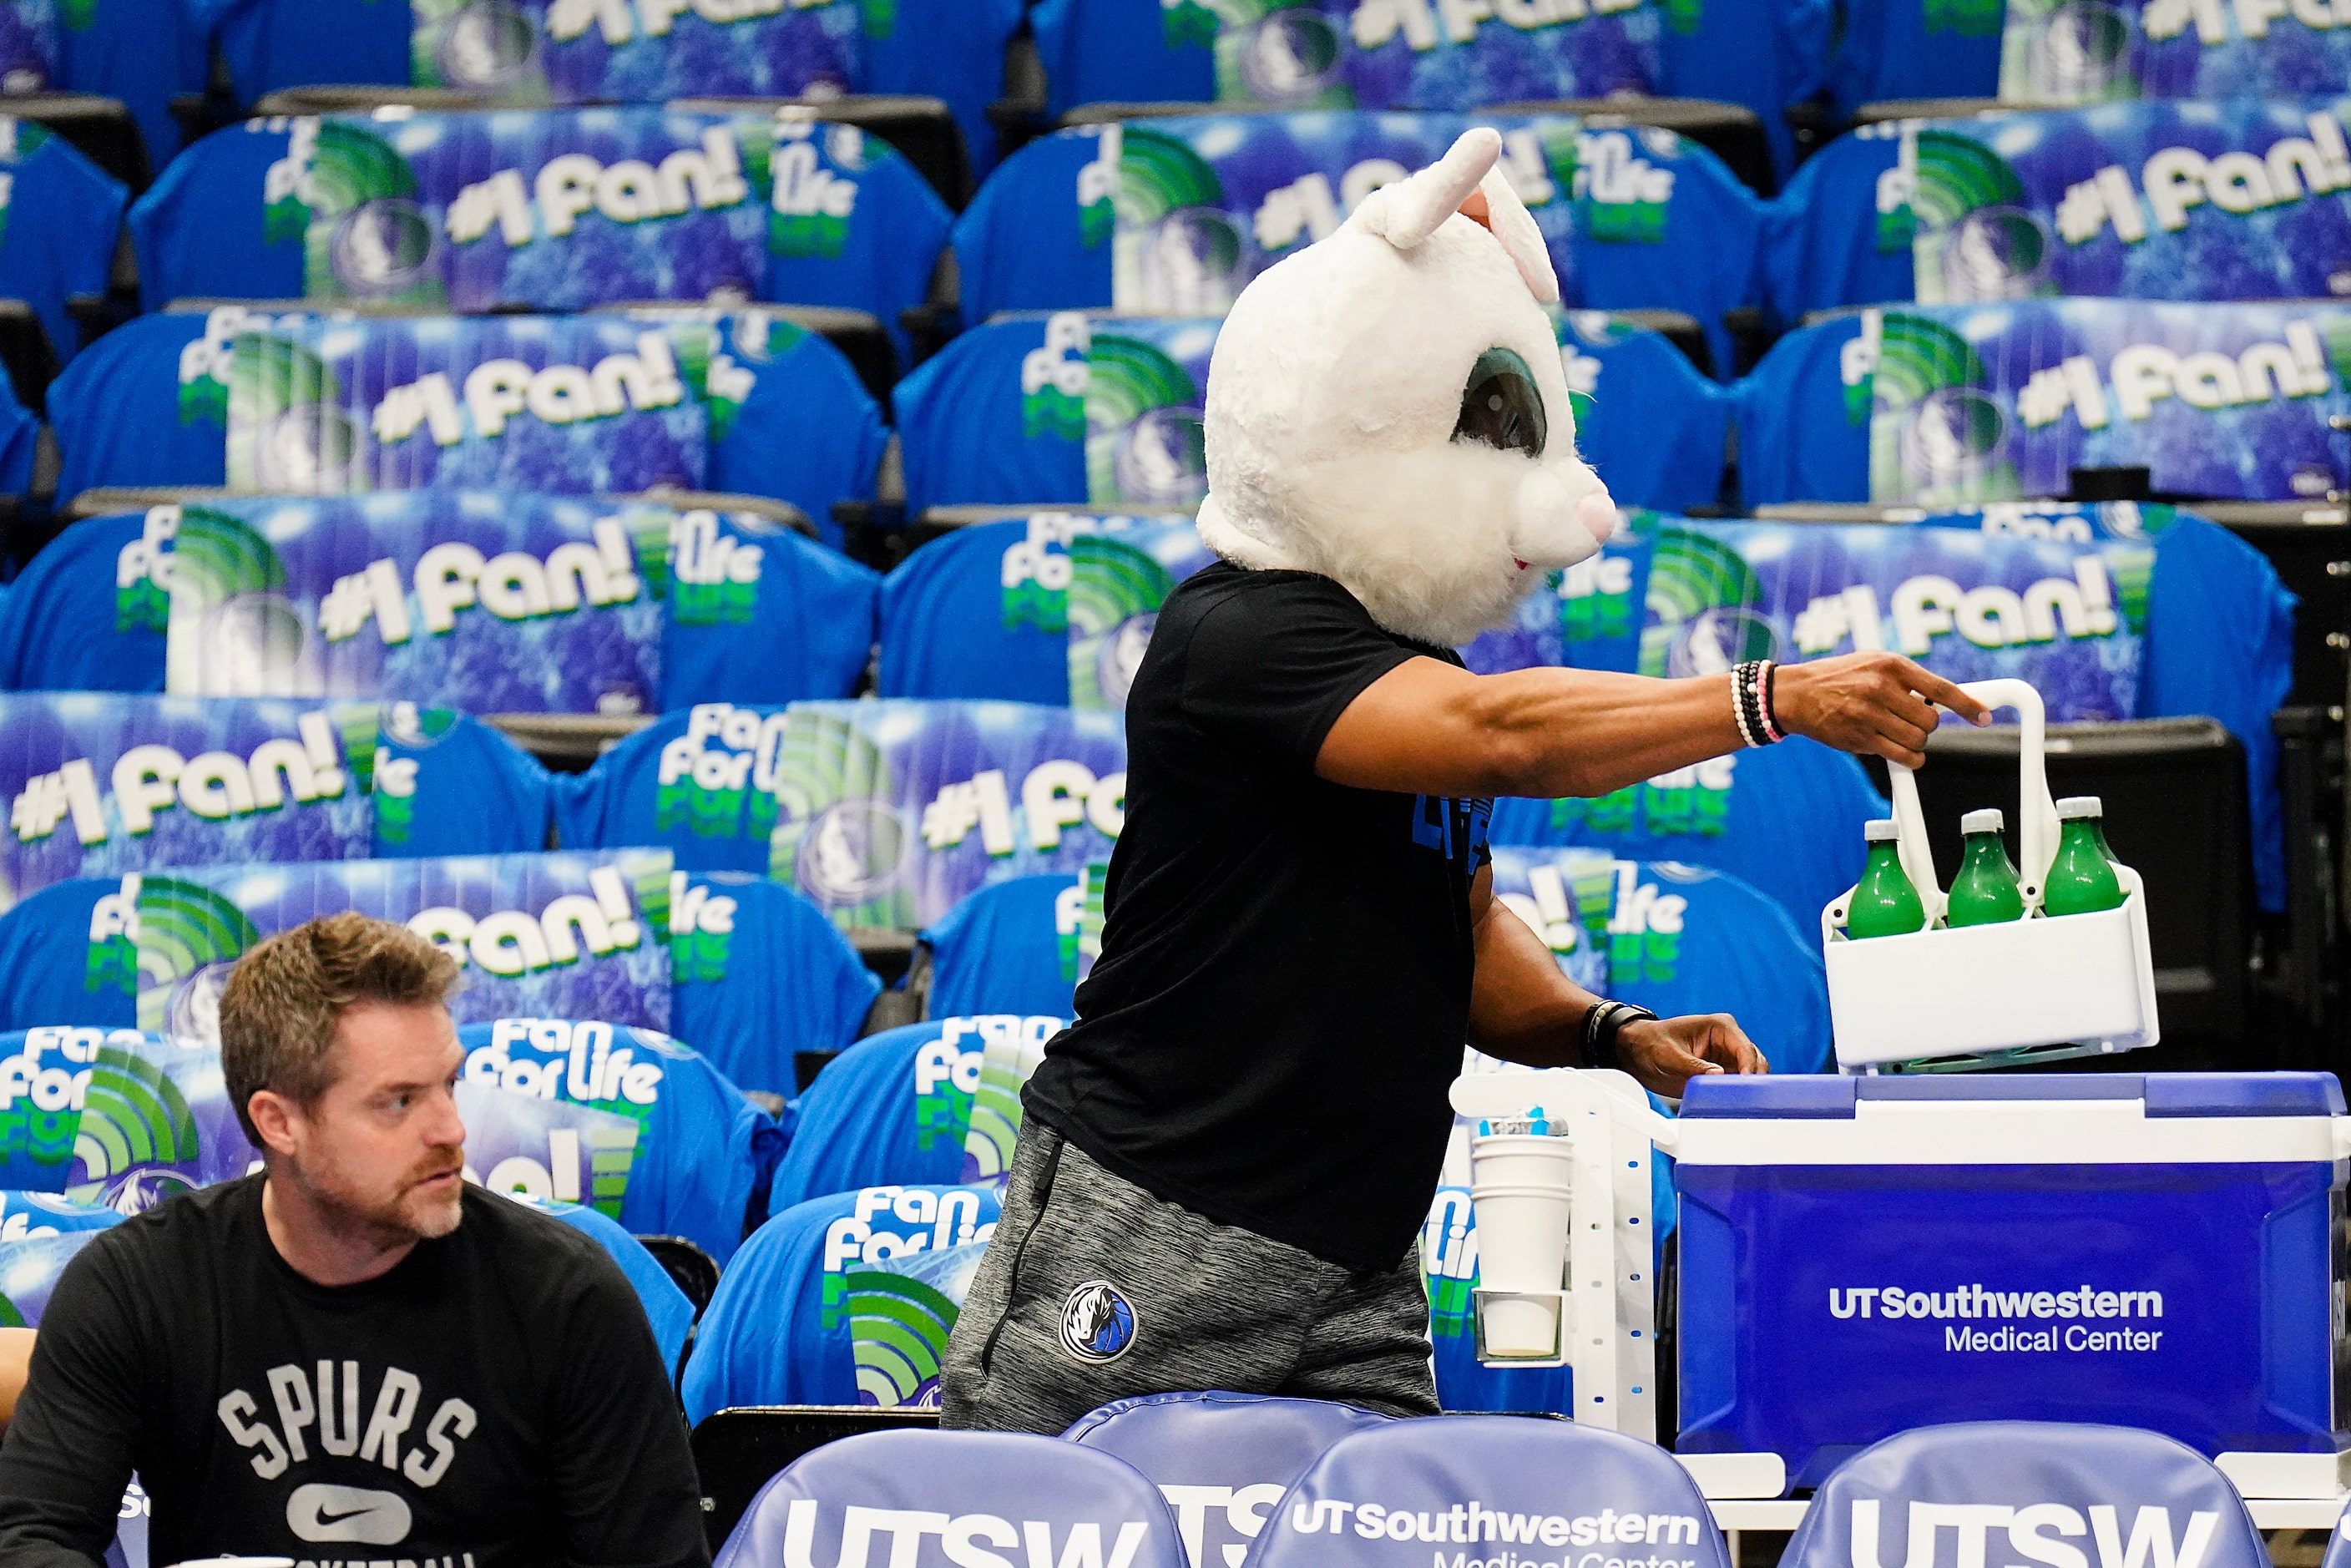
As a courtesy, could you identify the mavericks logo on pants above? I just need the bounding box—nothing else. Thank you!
[1059,1280,1139,1364]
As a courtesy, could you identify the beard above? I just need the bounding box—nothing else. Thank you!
[290,1143,467,1246]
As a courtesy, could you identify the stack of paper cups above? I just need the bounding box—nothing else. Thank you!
[1469,1130,1575,1358]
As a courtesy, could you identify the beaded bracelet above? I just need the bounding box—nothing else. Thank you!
[1732,660,1783,748]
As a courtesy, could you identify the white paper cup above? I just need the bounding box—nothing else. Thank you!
[1478,1292,1564,1360]
[1469,1181,1572,1295]
[1469,1131,1575,1189]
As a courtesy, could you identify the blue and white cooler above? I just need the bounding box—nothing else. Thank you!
[1673,1072,2351,1495]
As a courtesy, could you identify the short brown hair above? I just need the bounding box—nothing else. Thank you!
[218,913,462,1144]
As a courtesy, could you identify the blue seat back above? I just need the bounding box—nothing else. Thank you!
[0,511,164,695]
[0,122,125,372]
[458,1017,784,1266]
[0,878,134,1033]
[921,873,1087,1021]
[131,112,950,367]
[1251,1416,1729,1568]
[670,870,881,1097]
[769,1014,1065,1214]
[554,705,795,878]
[1782,1423,2266,1568]
[879,519,1077,703]
[684,1182,1004,1420]
[1065,1393,1392,1568]
[954,112,1763,373]
[718,1429,1186,1568]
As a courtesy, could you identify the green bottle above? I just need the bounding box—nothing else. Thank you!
[2043,797,2126,916]
[1945,807,2025,927]
[2056,794,2119,863]
[1848,818,1927,938]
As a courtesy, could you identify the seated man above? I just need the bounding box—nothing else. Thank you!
[0,913,710,1568]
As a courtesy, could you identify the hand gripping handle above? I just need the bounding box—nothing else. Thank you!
[1883,678,2055,919]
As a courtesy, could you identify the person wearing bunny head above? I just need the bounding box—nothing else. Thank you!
[939,129,1990,1433]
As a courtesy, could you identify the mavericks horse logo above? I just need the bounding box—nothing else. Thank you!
[1058,1278,1138,1364]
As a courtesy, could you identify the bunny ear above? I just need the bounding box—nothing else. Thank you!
[1473,160,1560,304]
[1353,127,1503,250]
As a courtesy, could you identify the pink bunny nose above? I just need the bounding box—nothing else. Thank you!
[1576,492,1618,546]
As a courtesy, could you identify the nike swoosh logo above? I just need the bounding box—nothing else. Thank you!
[286,1482,412,1545]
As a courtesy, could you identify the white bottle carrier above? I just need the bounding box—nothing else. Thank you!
[1822,678,2160,1073]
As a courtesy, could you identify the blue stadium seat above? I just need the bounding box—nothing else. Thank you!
[0,879,133,1032]
[0,357,38,496]
[512,1193,700,1377]
[766,1014,1064,1214]
[660,508,882,708]
[0,1029,257,1206]
[1824,0,2003,116]
[53,0,211,170]
[1251,1414,1729,1568]
[562,700,1129,935]
[0,697,552,919]
[0,509,165,693]
[131,111,952,369]
[683,1182,1004,1420]
[1027,0,1661,112]
[879,518,1087,702]
[714,1428,1185,1568]
[1490,738,1888,934]
[670,870,882,1098]
[43,306,887,536]
[896,313,1729,519]
[1778,1423,2265,1562]
[43,308,223,503]
[1756,124,1912,332]
[0,118,124,370]
[556,705,794,878]
[919,873,1086,1022]
[1064,1393,1393,1568]
[457,1018,786,1265]
[949,113,1765,372]
[1655,0,1830,187]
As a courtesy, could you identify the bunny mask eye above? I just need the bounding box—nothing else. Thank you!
[1451,346,1548,458]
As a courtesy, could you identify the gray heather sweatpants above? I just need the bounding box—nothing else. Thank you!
[939,1125,1440,1434]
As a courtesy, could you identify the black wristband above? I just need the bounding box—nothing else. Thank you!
[1580,1001,1657,1071]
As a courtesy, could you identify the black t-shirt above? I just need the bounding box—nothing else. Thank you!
[1024,563,1492,1271]
[0,1176,709,1568]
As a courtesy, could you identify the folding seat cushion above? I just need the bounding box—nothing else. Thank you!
[1251,1414,1729,1568]
[683,1183,1004,1419]
[715,1428,1183,1568]
[1064,1392,1393,1568]
[767,1014,1064,1213]
[1781,1422,2266,1568]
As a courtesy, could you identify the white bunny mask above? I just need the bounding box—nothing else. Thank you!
[1196,127,1617,648]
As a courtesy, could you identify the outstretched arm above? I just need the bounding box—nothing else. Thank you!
[1319,651,1991,800]
[1466,867,1765,1096]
